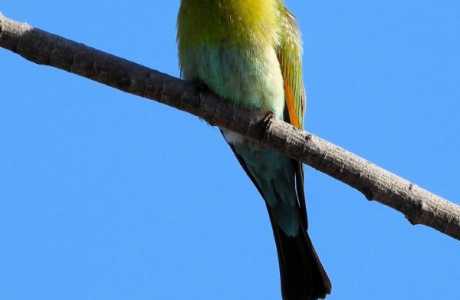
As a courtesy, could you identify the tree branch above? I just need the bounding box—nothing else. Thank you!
[1,12,459,240]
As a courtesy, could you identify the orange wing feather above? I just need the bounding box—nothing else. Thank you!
[284,81,301,128]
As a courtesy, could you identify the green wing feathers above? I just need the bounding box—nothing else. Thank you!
[277,9,305,129]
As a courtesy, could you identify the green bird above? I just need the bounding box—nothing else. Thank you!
[177,1,331,299]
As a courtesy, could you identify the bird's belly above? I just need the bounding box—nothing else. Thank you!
[181,45,285,144]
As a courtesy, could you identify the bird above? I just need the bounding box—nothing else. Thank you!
[177,1,331,299]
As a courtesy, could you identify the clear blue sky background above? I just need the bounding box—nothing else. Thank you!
[1,1,459,299]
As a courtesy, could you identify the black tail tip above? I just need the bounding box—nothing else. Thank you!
[277,231,331,300]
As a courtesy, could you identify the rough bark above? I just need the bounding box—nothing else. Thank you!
[1,13,459,240]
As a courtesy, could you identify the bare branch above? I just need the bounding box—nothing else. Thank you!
[1,13,459,240]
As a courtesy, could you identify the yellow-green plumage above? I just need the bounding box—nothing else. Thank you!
[178,0,279,47]
[177,1,331,299]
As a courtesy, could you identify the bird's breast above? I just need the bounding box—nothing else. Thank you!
[181,44,285,144]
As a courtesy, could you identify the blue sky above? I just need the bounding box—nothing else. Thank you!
[1,1,459,299]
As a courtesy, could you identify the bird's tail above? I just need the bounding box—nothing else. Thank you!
[270,221,331,300]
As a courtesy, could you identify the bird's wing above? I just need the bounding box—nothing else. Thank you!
[276,8,308,228]
[277,8,305,129]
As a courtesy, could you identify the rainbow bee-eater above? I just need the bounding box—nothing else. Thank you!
[177,1,331,299]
